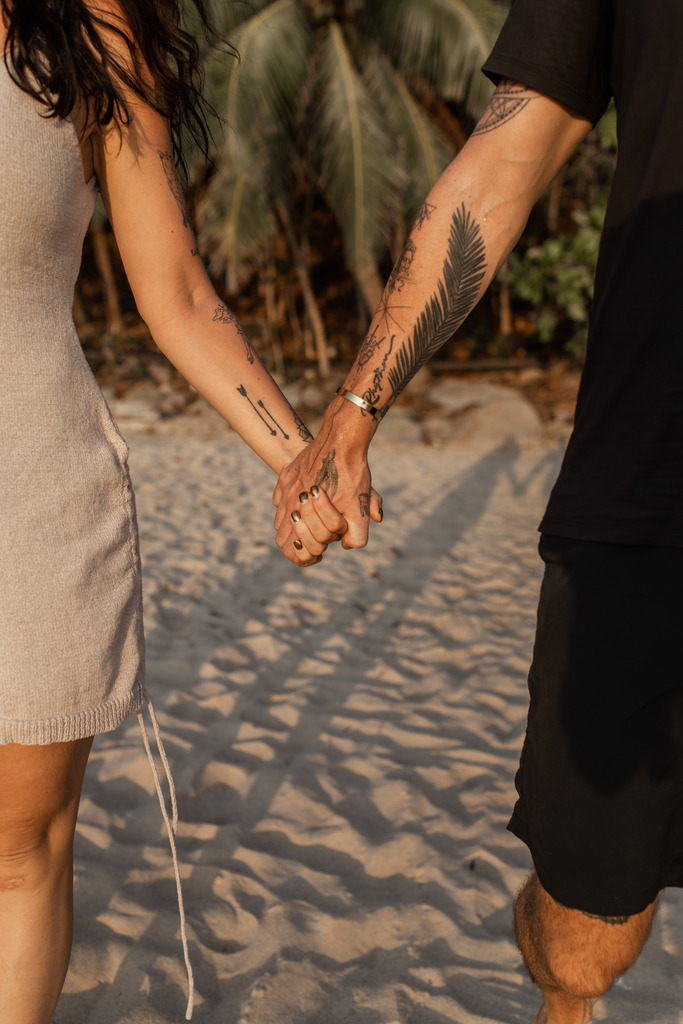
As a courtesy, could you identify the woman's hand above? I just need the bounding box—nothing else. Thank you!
[274,485,347,567]
[273,437,383,566]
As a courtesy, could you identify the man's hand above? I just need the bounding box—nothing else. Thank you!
[273,416,383,565]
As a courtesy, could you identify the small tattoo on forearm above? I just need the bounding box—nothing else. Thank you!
[238,384,273,433]
[358,324,385,369]
[237,385,289,438]
[315,449,339,498]
[258,399,289,438]
[377,293,412,334]
[191,247,200,256]
[213,304,258,364]
[292,408,313,443]
[415,202,436,230]
[158,150,192,229]
[388,238,416,294]
[472,81,531,136]
[359,493,370,518]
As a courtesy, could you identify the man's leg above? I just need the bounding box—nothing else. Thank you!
[515,872,658,1024]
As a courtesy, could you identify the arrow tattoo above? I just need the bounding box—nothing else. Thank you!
[258,400,289,439]
[237,385,275,435]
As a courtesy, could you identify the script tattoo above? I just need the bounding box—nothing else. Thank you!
[213,305,258,364]
[363,335,395,411]
[315,449,339,498]
[237,385,289,438]
[158,150,192,228]
[415,202,436,230]
[388,238,416,293]
[472,80,532,136]
[359,493,370,518]
[382,204,486,414]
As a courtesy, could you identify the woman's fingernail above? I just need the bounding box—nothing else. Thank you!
[299,491,309,504]
[310,485,319,498]
[379,507,384,521]
[291,509,301,524]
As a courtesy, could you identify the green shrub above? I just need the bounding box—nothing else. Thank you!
[502,193,607,354]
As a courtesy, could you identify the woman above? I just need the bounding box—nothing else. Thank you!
[0,1,374,1020]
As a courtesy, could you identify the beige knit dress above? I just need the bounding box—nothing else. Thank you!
[0,62,145,744]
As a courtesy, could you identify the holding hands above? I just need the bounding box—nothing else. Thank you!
[273,405,383,566]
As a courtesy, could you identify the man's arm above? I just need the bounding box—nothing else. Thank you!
[274,81,592,559]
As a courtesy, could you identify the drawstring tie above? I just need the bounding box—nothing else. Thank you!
[138,697,195,1020]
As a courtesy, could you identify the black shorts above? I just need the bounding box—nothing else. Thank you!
[509,533,683,917]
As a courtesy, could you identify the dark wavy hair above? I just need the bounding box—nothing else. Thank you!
[1,0,230,172]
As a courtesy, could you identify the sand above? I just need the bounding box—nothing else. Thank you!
[55,382,683,1024]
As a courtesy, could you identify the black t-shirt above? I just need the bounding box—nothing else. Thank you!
[484,0,683,547]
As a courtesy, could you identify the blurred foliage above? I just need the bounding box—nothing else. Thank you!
[77,1,625,380]
[498,102,617,357]
[502,195,606,354]
[194,0,506,306]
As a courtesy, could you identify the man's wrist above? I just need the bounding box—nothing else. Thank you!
[323,391,378,454]
[336,387,379,419]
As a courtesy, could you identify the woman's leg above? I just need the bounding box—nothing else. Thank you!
[0,736,93,1024]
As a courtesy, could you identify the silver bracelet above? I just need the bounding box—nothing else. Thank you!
[336,387,379,419]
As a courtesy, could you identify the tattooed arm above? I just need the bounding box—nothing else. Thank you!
[274,80,592,558]
[89,59,347,563]
[95,123,317,468]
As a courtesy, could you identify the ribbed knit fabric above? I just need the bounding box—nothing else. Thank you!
[0,64,145,743]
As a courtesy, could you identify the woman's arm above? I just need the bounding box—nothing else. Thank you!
[274,81,592,559]
[93,104,314,474]
[89,61,348,562]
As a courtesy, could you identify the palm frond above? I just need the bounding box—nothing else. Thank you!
[197,147,276,289]
[308,22,401,276]
[363,57,455,232]
[364,0,506,118]
[200,0,311,254]
[212,0,276,35]
[204,0,312,152]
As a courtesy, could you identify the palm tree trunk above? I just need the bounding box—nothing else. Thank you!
[498,265,513,340]
[90,220,124,365]
[285,276,310,361]
[261,261,286,378]
[72,286,89,337]
[547,171,564,235]
[275,198,330,378]
[356,261,384,320]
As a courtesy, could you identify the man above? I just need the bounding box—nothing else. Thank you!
[274,2,683,1021]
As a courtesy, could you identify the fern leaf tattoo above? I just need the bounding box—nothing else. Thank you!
[385,205,486,406]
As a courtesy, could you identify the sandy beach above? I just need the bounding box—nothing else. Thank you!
[55,379,683,1024]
